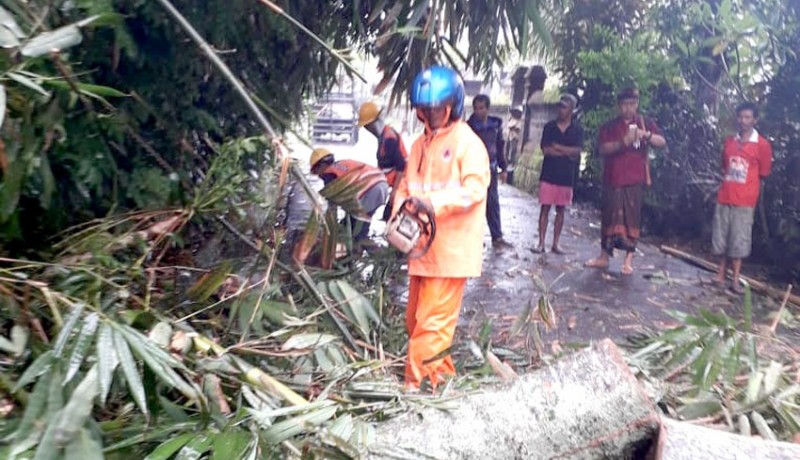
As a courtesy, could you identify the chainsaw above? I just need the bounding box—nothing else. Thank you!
[384,198,436,259]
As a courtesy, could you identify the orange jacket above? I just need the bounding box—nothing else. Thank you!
[393,121,490,278]
[377,125,408,187]
[318,159,387,199]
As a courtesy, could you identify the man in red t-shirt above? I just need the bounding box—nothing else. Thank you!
[711,102,772,293]
[585,87,667,275]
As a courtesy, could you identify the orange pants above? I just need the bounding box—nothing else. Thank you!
[404,276,467,388]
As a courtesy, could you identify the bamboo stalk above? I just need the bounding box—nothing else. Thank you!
[153,0,326,216]
[660,245,800,307]
[769,284,793,334]
[254,0,366,83]
[192,334,308,406]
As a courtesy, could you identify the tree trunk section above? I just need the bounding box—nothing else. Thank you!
[368,339,660,459]
[657,418,800,459]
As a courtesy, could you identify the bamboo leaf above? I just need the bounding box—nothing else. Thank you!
[751,411,777,441]
[65,313,99,384]
[148,322,173,349]
[0,84,5,129]
[351,420,375,448]
[698,308,731,328]
[509,299,533,337]
[10,372,51,449]
[13,350,54,391]
[738,414,751,436]
[53,304,85,357]
[211,432,250,460]
[144,433,196,460]
[96,323,118,405]
[21,26,82,57]
[746,371,764,404]
[46,367,64,417]
[262,405,338,444]
[282,333,338,351]
[119,326,198,400]
[676,400,722,420]
[63,427,103,460]
[53,366,99,443]
[0,6,26,39]
[0,324,28,356]
[328,414,354,441]
[722,337,741,385]
[743,284,753,331]
[118,325,187,370]
[175,435,213,460]
[42,80,128,97]
[186,261,232,302]
[113,329,148,416]
[33,409,62,460]
[486,350,518,381]
[0,25,20,48]
[333,279,380,331]
[630,340,666,360]
[763,361,783,395]
[6,72,50,97]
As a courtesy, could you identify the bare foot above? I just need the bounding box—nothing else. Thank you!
[551,246,566,255]
[621,264,634,275]
[703,276,725,285]
[585,258,609,269]
[530,246,545,254]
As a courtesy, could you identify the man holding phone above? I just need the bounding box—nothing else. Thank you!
[585,86,667,275]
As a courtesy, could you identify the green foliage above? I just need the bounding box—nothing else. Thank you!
[576,25,681,136]
[631,287,800,439]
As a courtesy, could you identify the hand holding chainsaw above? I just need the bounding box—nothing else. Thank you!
[385,196,436,259]
[402,196,434,216]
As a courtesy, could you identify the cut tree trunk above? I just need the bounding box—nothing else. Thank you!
[660,245,800,308]
[657,417,800,459]
[368,339,660,459]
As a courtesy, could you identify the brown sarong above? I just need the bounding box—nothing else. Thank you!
[601,184,643,255]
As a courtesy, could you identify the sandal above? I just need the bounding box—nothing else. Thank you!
[621,264,634,275]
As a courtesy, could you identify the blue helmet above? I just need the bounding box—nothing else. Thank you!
[410,66,465,119]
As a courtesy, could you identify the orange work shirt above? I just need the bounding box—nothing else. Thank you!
[393,120,490,278]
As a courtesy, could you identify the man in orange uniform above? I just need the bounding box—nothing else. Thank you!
[310,147,388,241]
[357,101,408,220]
[391,66,490,390]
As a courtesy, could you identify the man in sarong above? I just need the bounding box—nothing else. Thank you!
[585,87,667,274]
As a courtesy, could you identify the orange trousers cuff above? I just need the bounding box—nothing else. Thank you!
[404,276,467,388]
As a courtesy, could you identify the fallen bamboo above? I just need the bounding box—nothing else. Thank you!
[770,284,793,334]
[659,245,800,308]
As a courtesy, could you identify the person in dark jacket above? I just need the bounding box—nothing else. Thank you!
[468,94,512,248]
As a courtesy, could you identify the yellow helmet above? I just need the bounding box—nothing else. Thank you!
[357,101,381,127]
[309,147,333,169]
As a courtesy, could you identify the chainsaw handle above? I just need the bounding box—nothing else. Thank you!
[406,204,436,260]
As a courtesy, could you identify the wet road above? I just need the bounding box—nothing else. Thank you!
[460,183,789,345]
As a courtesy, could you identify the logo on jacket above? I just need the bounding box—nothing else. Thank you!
[442,149,452,161]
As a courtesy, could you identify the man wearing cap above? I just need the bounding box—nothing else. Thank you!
[308,147,389,242]
[585,87,667,274]
[534,94,584,254]
[468,94,512,249]
[357,102,408,220]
